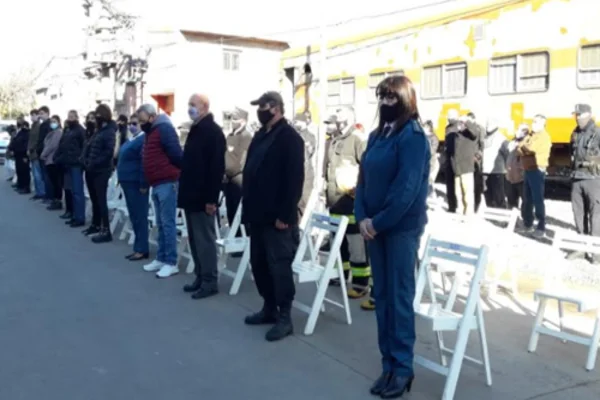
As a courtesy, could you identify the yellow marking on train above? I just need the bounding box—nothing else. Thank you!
[468,59,488,78]
[413,49,418,64]
[464,26,477,57]
[356,76,368,90]
[560,27,568,35]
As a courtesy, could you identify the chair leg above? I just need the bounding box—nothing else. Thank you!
[109,211,121,235]
[118,221,129,240]
[229,245,250,295]
[558,300,567,343]
[128,232,135,246]
[435,331,448,367]
[304,275,332,335]
[476,301,492,386]
[586,317,600,371]
[441,316,472,400]
[528,298,548,353]
[336,255,352,325]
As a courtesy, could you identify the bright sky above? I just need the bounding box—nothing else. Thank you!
[0,0,483,77]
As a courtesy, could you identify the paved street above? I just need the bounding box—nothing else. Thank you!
[0,172,599,400]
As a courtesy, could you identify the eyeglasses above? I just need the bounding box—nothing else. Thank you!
[130,122,138,126]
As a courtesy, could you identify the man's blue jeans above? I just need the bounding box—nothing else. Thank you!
[40,160,53,200]
[152,182,178,265]
[522,168,546,231]
[121,182,150,255]
[30,159,46,197]
[70,166,86,223]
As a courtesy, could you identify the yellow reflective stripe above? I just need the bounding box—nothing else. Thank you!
[331,213,356,224]
[342,261,351,271]
[351,266,371,277]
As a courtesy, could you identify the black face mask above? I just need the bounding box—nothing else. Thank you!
[380,104,402,124]
[141,122,152,133]
[257,109,274,126]
[95,117,105,127]
[68,120,77,127]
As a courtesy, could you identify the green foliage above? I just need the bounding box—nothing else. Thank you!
[0,70,35,119]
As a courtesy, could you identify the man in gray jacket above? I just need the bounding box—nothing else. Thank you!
[482,118,509,208]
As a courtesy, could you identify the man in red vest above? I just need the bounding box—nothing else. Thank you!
[137,104,183,279]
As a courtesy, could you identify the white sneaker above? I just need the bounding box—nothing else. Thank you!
[143,259,164,272]
[156,264,179,279]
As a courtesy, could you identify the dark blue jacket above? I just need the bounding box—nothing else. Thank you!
[355,119,430,234]
[117,133,147,188]
[82,120,117,173]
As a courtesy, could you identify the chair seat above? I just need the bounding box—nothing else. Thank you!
[416,303,478,331]
[216,237,248,253]
[534,288,600,313]
[292,260,338,283]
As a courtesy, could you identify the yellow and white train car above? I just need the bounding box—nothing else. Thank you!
[280,0,600,176]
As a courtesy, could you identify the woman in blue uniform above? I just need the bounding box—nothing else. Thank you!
[355,76,430,399]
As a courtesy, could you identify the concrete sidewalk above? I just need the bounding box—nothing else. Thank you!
[0,176,598,400]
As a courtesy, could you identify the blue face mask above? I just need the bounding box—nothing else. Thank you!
[129,125,139,135]
[188,106,200,121]
[50,122,58,130]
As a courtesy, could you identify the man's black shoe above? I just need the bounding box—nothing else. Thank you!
[191,287,218,300]
[245,308,278,325]
[265,311,293,342]
[60,212,72,219]
[82,225,100,236]
[91,230,113,243]
[70,220,85,228]
[183,278,202,293]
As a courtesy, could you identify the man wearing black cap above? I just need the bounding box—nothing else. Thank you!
[242,91,305,341]
[224,106,252,232]
[569,104,600,262]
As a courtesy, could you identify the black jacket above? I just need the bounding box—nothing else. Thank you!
[54,123,86,166]
[177,113,226,211]
[242,118,305,226]
[82,120,117,173]
[8,128,30,154]
[445,121,479,175]
[36,120,51,156]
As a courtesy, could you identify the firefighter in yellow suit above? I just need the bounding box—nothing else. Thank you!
[324,107,371,298]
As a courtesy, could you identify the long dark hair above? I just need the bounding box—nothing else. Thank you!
[375,75,420,135]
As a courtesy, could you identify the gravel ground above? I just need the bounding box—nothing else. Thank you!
[432,183,600,290]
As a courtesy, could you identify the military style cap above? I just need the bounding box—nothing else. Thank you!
[250,91,284,108]
[574,104,592,114]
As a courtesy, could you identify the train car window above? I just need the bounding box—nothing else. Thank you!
[367,70,404,103]
[421,62,467,99]
[578,44,600,89]
[489,52,549,95]
[327,77,355,106]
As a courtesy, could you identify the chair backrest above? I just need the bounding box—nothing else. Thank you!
[553,229,600,255]
[293,213,349,274]
[414,235,489,309]
[300,181,323,232]
[480,206,519,233]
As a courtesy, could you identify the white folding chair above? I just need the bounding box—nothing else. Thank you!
[108,184,127,235]
[414,236,492,400]
[479,206,519,296]
[216,201,251,295]
[528,229,600,371]
[176,208,194,274]
[292,213,351,335]
[147,189,158,246]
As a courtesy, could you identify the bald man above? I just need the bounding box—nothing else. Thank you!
[179,93,226,299]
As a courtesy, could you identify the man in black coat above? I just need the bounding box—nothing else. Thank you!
[10,118,31,194]
[242,91,305,342]
[179,94,226,300]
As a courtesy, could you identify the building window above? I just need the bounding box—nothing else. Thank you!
[421,62,467,99]
[223,49,241,71]
[489,52,549,94]
[578,44,600,89]
[368,70,404,103]
[327,77,355,106]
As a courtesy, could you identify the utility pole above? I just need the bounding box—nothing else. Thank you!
[315,23,328,195]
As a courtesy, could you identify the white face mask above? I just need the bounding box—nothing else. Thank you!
[325,123,337,134]
[577,114,591,129]
[531,122,544,133]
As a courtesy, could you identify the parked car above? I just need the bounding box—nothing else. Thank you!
[0,120,17,164]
